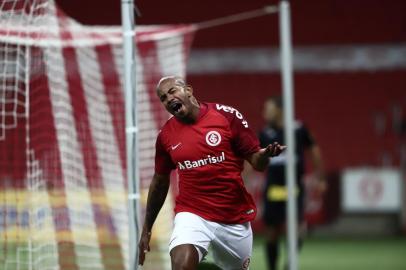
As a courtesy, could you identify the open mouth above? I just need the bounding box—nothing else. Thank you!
[169,101,183,113]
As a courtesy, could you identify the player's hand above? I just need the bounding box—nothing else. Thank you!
[138,229,151,266]
[265,142,287,157]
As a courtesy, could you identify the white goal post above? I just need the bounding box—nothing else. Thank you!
[0,1,194,269]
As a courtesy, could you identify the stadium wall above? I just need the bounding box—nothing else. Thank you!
[55,0,406,231]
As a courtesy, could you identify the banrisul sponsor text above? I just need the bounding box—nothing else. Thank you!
[178,152,225,170]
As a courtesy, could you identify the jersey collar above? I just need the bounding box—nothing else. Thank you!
[196,102,209,121]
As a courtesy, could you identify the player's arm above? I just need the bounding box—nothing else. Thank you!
[309,144,327,193]
[138,172,170,265]
[214,104,286,171]
[143,172,171,233]
[302,125,326,193]
[246,142,286,171]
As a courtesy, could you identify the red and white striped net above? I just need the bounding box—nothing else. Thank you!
[0,0,194,269]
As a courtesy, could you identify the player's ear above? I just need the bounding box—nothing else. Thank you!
[185,85,193,97]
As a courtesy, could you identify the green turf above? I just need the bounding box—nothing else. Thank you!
[2,236,406,269]
[249,235,406,270]
[197,262,223,270]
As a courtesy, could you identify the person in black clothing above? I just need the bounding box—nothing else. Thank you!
[259,96,326,270]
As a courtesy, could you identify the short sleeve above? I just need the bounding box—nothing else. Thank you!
[215,105,260,157]
[154,132,176,174]
[231,121,261,157]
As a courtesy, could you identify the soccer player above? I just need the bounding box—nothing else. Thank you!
[138,76,286,270]
[259,96,326,270]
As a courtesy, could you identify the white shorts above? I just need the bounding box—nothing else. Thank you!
[169,212,252,270]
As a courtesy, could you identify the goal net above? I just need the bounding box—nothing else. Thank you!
[0,0,194,269]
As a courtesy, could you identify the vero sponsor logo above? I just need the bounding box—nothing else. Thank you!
[215,104,248,128]
[178,152,225,170]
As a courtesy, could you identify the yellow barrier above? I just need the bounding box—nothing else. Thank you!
[0,189,127,244]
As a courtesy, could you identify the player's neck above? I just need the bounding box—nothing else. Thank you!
[177,101,200,124]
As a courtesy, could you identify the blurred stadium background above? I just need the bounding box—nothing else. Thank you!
[1,0,405,269]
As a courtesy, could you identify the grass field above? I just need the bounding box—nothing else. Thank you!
[200,235,406,270]
[2,236,406,269]
[248,235,406,270]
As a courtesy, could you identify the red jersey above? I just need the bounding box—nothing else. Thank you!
[155,103,260,224]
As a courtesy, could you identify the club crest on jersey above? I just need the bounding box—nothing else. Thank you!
[205,130,221,146]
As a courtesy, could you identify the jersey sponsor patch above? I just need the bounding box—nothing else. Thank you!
[215,104,248,128]
[178,152,225,170]
[205,130,221,146]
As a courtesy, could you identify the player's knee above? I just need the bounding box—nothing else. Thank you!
[170,244,199,270]
[171,256,196,270]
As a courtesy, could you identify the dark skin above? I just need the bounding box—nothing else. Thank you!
[138,76,286,270]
